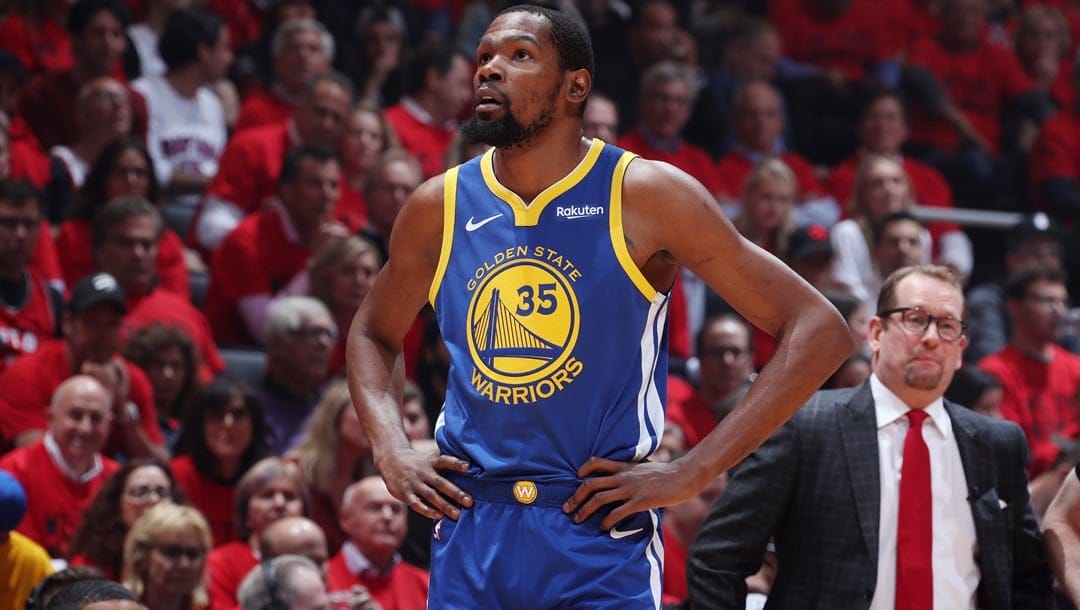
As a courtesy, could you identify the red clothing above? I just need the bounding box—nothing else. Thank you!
[770,0,898,81]
[200,122,292,218]
[667,274,690,361]
[0,439,119,557]
[716,149,827,199]
[204,0,263,49]
[8,117,52,188]
[0,340,164,451]
[666,375,715,449]
[326,551,430,610]
[234,88,292,133]
[906,37,1033,155]
[1029,107,1080,212]
[18,68,148,150]
[826,153,960,246]
[661,521,689,606]
[0,269,57,373]
[979,345,1080,476]
[56,220,189,298]
[124,288,225,382]
[384,103,455,179]
[336,183,368,234]
[616,130,731,199]
[169,455,237,548]
[28,221,63,286]
[308,487,348,556]
[206,541,258,610]
[0,14,73,76]
[204,208,311,345]
[1048,59,1076,110]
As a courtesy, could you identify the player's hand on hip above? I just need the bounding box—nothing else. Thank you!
[563,457,694,530]
[377,444,473,521]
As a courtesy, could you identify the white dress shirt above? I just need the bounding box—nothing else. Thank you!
[869,374,979,610]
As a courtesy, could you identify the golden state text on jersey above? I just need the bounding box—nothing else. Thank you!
[429,140,671,480]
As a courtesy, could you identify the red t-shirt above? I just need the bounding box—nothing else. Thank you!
[56,220,190,299]
[27,221,63,287]
[204,208,311,345]
[384,103,455,179]
[716,149,827,199]
[8,117,53,189]
[979,344,1080,476]
[661,521,689,606]
[615,130,731,199]
[0,269,57,373]
[206,540,258,610]
[0,340,164,451]
[0,439,119,557]
[124,288,225,382]
[666,375,716,449]
[0,14,73,76]
[200,122,292,218]
[906,37,1033,155]
[18,68,148,150]
[1029,107,1080,213]
[169,454,237,548]
[326,551,430,610]
[770,0,898,81]
[234,88,292,133]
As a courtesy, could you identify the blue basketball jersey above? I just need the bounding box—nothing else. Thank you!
[429,139,670,482]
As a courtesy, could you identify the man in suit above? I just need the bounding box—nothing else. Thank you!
[687,264,1053,609]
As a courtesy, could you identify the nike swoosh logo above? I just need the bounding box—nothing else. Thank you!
[609,526,644,539]
[465,213,502,231]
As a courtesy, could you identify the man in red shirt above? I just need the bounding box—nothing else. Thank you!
[0,272,166,460]
[383,42,473,179]
[327,476,429,610]
[716,81,838,226]
[233,18,333,133]
[0,374,120,557]
[204,146,347,346]
[979,266,1080,479]
[90,197,224,381]
[16,0,148,150]
[192,71,352,253]
[0,180,60,373]
[616,62,731,201]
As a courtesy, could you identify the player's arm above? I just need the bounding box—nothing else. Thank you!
[1042,468,1080,602]
[565,159,852,529]
[345,176,472,520]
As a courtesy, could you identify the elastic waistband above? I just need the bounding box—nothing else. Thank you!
[446,473,579,508]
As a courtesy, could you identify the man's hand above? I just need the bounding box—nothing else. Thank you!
[563,457,700,530]
[375,444,473,521]
[82,359,130,417]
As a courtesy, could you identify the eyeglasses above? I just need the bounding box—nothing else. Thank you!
[879,307,967,342]
[207,407,251,424]
[125,485,171,501]
[0,215,39,231]
[1024,294,1071,308]
[289,325,338,342]
[153,544,206,563]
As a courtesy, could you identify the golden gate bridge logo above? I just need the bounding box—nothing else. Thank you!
[466,258,580,386]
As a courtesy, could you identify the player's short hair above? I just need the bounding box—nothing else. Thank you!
[498,4,594,79]
[159,7,226,71]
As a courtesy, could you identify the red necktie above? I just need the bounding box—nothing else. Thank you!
[896,409,932,610]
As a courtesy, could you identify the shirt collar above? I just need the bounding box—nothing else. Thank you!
[870,373,948,433]
[43,432,104,483]
[341,541,400,578]
[401,96,457,130]
[276,206,303,245]
[637,125,682,153]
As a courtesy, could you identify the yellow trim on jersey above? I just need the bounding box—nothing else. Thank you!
[480,138,606,227]
[429,167,459,305]
[610,153,661,300]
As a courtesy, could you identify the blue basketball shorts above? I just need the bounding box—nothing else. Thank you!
[428,475,664,609]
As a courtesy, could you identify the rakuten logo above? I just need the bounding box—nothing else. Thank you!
[555,204,605,219]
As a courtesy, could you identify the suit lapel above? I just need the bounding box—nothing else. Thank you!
[839,382,882,563]
[948,402,992,504]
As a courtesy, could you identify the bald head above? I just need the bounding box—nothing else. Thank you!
[259,516,328,568]
[51,375,112,414]
[339,476,406,568]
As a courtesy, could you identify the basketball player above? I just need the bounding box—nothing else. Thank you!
[346,5,853,608]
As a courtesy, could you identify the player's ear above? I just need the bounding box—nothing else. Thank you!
[566,69,590,106]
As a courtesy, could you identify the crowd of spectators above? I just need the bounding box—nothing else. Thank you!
[0,0,1078,608]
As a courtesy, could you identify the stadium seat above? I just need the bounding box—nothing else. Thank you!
[218,347,267,388]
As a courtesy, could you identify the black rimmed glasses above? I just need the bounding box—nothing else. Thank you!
[879,306,967,342]
[153,544,206,563]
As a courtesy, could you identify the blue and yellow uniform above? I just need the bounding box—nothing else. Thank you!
[428,139,670,609]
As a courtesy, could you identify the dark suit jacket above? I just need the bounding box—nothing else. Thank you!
[686,381,1053,610]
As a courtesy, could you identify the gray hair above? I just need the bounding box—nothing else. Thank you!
[263,296,335,346]
[639,61,698,102]
[272,18,335,62]
[237,554,323,610]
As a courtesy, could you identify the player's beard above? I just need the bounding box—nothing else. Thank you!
[462,87,558,150]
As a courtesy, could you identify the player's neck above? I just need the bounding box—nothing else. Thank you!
[492,128,589,203]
